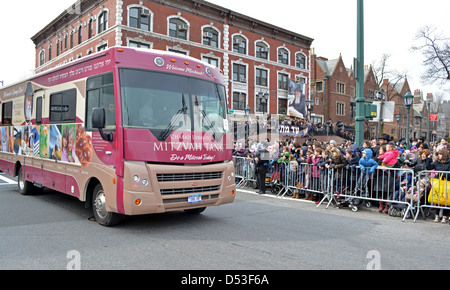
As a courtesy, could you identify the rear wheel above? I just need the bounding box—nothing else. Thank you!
[92,184,123,226]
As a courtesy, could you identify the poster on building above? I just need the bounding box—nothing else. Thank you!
[287,80,306,119]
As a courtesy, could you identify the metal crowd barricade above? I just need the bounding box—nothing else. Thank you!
[233,156,256,188]
[283,161,331,199]
[414,170,450,222]
[316,165,416,222]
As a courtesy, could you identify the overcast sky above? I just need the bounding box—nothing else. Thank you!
[0,0,448,98]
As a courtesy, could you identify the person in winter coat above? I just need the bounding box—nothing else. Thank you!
[378,144,399,167]
[254,144,269,194]
[326,147,348,195]
[306,147,321,193]
[426,148,450,223]
[355,149,378,196]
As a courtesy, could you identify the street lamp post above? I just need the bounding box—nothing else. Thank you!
[396,114,401,141]
[425,100,431,146]
[355,0,365,146]
[244,105,251,145]
[403,92,414,149]
[306,99,314,122]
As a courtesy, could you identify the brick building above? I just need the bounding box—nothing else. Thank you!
[31,0,313,117]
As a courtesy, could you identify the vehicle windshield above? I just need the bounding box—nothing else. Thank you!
[120,69,228,141]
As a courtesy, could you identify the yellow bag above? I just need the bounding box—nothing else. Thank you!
[428,175,450,206]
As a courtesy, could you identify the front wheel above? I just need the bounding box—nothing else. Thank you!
[92,184,123,226]
[18,167,33,195]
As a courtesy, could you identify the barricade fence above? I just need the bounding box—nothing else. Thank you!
[233,156,450,222]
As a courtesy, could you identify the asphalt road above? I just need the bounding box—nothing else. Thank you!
[0,173,449,270]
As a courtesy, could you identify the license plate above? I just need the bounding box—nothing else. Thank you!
[188,194,202,204]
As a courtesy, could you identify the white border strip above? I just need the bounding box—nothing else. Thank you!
[0,174,17,185]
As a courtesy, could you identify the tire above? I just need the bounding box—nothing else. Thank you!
[184,207,206,214]
[17,167,34,195]
[92,184,123,227]
[351,205,359,212]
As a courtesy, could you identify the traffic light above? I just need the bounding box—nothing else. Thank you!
[364,103,377,119]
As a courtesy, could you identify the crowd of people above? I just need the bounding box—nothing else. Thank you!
[233,132,450,225]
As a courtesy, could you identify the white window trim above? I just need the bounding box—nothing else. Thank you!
[201,25,221,49]
[295,51,308,70]
[127,4,153,32]
[96,8,110,35]
[277,46,290,66]
[167,15,190,41]
[231,33,249,55]
[254,40,270,61]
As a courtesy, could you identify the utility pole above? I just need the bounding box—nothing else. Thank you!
[355,0,365,146]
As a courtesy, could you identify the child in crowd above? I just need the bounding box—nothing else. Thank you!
[378,144,399,168]
[355,149,378,196]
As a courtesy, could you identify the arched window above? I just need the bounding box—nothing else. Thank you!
[39,50,45,66]
[278,48,289,65]
[98,11,108,33]
[296,53,306,69]
[255,41,269,60]
[233,35,247,54]
[169,18,188,40]
[202,27,219,48]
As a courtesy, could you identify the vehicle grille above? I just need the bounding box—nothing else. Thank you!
[160,185,220,195]
[157,172,222,182]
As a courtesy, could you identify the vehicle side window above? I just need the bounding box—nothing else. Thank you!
[86,72,115,130]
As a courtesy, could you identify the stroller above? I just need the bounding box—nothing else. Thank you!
[338,171,373,212]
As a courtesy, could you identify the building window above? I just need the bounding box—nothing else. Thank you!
[278,73,288,90]
[278,48,289,65]
[296,53,306,69]
[98,43,108,52]
[78,26,82,45]
[233,92,246,111]
[202,56,219,68]
[129,40,151,49]
[129,7,151,31]
[337,82,345,94]
[70,33,74,49]
[202,27,219,48]
[88,19,94,39]
[169,18,188,40]
[56,40,60,56]
[256,93,268,113]
[233,63,246,83]
[98,11,108,33]
[278,98,287,115]
[39,51,45,66]
[48,44,52,61]
[315,81,323,92]
[256,68,268,87]
[255,42,269,60]
[337,102,345,116]
[233,35,247,54]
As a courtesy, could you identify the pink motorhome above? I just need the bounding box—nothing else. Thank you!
[0,47,236,226]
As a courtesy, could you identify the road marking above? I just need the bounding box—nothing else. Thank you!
[236,188,314,203]
[0,174,17,185]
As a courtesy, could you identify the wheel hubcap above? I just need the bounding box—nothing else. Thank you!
[94,190,107,219]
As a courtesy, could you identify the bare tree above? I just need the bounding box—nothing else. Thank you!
[372,53,406,101]
[412,25,450,87]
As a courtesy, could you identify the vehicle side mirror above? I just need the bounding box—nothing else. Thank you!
[92,107,113,142]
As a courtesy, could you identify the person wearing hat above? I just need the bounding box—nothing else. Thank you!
[377,134,391,158]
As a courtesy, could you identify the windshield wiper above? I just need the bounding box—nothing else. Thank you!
[158,93,188,141]
[201,109,222,143]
